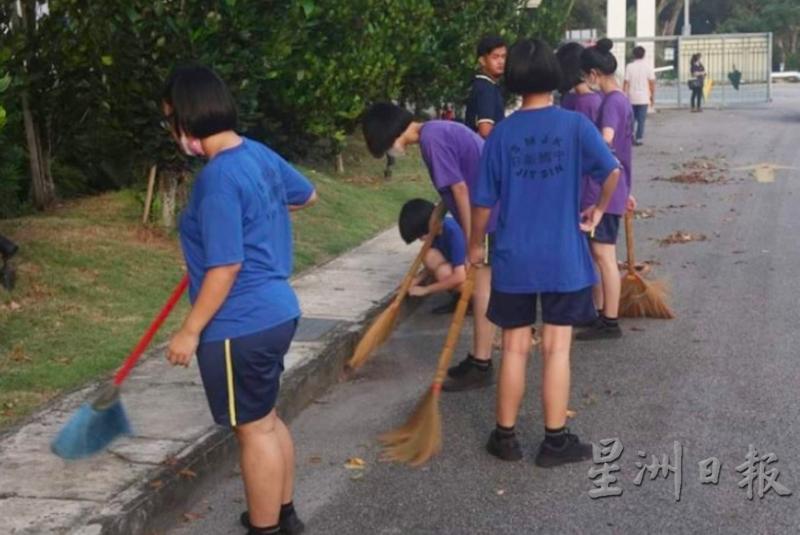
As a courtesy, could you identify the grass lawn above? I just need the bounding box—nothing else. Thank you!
[0,138,433,429]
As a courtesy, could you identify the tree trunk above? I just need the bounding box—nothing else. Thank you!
[159,171,178,229]
[22,91,55,209]
[335,153,345,174]
[661,3,682,36]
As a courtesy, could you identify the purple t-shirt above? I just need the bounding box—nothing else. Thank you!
[419,120,498,233]
[582,91,633,215]
[561,92,604,211]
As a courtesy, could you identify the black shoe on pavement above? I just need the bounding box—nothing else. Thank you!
[486,430,523,462]
[442,358,493,392]
[241,509,305,535]
[574,319,622,341]
[534,431,593,468]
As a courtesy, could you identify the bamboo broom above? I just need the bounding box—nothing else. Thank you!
[619,211,675,319]
[379,267,476,466]
[347,203,446,370]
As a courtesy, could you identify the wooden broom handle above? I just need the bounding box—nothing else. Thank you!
[432,268,476,387]
[624,211,636,275]
[393,203,447,304]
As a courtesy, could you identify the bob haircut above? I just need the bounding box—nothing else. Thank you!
[581,38,618,76]
[505,38,562,95]
[398,198,435,244]
[162,65,238,139]
[556,42,585,93]
[361,102,413,158]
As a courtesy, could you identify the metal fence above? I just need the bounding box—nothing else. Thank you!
[610,33,772,108]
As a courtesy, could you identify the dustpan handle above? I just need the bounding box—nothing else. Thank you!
[113,274,189,386]
[624,211,636,275]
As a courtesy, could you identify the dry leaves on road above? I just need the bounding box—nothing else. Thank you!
[659,231,708,246]
[657,158,729,184]
[344,457,366,470]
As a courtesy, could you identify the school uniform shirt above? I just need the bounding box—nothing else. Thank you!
[432,217,467,267]
[582,91,633,215]
[179,137,315,343]
[418,120,498,233]
[473,106,619,294]
[561,91,606,215]
[464,74,505,132]
[624,59,656,106]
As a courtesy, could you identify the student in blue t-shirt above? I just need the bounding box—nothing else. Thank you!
[162,65,316,535]
[470,39,620,467]
[398,199,467,299]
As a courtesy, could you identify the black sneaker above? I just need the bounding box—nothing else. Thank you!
[534,431,593,468]
[574,320,622,341]
[447,354,489,378]
[442,359,493,392]
[241,510,305,535]
[486,430,523,461]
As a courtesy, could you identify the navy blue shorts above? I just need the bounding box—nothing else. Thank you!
[196,319,298,427]
[591,214,621,244]
[487,287,596,328]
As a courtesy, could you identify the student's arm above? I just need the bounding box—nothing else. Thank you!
[451,181,471,242]
[468,207,491,265]
[410,264,466,296]
[168,264,241,366]
[168,192,244,366]
[578,117,622,232]
[602,127,615,145]
[474,81,497,139]
[276,153,317,211]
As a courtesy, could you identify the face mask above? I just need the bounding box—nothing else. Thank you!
[387,144,405,159]
[179,133,204,157]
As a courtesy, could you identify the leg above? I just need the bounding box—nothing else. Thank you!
[273,416,295,505]
[539,324,573,429]
[591,241,620,319]
[235,409,285,529]
[472,265,495,363]
[634,105,647,142]
[496,326,532,426]
[591,260,603,312]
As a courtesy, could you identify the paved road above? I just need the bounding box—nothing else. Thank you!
[164,87,800,535]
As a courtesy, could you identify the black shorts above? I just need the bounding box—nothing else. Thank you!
[591,213,621,244]
[196,319,298,427]
[487,286,596,328]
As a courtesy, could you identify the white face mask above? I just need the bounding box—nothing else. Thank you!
[387,144,405,158]
[179,133,203,157]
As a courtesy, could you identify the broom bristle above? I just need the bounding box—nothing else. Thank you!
[380,390,442,466]
[620,273,675,319]
[347,303,401,369]
[51,400,132,459]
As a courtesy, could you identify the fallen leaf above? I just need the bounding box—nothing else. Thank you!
[183,512,204,523]
[149,479,164,490]
[8,301,21,311]
[629,326,646,332]
[162,456,179,467]
[344,457,366,470]
[496,489,506,496]
[659,231,707,246]
[308,456,322,464]
[178,468,197,480]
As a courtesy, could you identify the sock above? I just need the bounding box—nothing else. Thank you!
[544,426,567,448]
[601,315,619,327]
[249,524,280,535]
[468,354,491,370]
[496,423,516,439]
[280,502,295,520]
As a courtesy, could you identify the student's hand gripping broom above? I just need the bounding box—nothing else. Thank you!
[619,212,675,319]
[347,203,446,370]
[51,275,189,459]
[379,267,475,466]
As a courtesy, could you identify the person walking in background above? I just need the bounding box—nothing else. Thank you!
[465,35,507,139]
[624,46,655,146]
[690,53,706,112]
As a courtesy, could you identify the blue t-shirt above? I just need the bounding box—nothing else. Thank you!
[465,75,505,132]
[473,106,619,294]
[179,138,315,343]
[432,217,467,267]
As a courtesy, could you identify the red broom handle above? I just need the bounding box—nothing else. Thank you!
[113,274,189,386]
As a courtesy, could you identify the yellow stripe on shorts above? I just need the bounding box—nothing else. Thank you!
[224,339,237,426]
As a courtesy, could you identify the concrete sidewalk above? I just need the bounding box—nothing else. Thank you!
[0,227,416,535]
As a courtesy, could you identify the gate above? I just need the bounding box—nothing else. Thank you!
[610,33,772,108]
